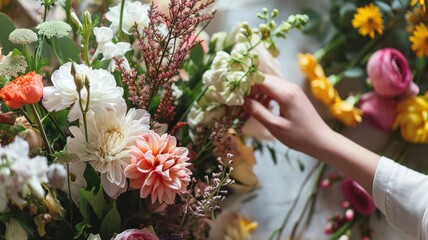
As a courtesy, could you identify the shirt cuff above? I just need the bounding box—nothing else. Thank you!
[372,156,396,215]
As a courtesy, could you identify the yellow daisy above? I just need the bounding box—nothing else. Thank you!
[405,8,428,32]
[352,4,384,39]
[409,23,428,57]
[411,0,427,12]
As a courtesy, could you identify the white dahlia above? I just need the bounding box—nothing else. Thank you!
[67,102,151,198]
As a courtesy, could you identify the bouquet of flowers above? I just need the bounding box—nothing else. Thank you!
[0,0,308,239]
[294,0,428,239]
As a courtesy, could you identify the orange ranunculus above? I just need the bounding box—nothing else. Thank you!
[310,77,338,106]
[298,53,325,81]
[0,72,43,109]
[394,93,428,143]
[329,98,363,127]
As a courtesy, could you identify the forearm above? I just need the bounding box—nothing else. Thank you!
[306,129,380,194]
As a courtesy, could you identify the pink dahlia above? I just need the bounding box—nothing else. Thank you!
[124,131,192,204]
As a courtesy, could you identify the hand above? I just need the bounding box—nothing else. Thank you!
[244,74,333,157]
[245,74,380,192]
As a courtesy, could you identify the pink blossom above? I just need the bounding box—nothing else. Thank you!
[359,92,397,131]
[124,131,192,204]
[113,229,159,240]
[345,209,354,222]
[320,179,330,189]
[342,177,376,216]
[367,48,413,97]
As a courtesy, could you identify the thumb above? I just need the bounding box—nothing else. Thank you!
[244,98,287,133]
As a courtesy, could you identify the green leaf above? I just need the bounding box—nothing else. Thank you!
[339,3,356,30]
[99,203,121,240]
[190,44,204,67]
[55,37,81,63]
[74,221,91,239]
[79,193,91,222]
[266,145,277,165]
[301,8,323,35]
[80,185,108,221]
[344,67,365,79]
[91,60,110,70]
[13,213,35,238]
[84,163,100,192]
[376,1,392,15]
[0,13,20,53]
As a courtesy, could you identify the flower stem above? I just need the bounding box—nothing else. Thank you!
[40,104,67,140]
[66,163,74,225]
[332,36,380,86]
[290,163,326,238]
[275,161,322,240]
[314,35,346,62]
[83,34,91,66]
[29,104,52,156]
[118,0,126,41]
[46,38,64,65]
[65,0,72,26]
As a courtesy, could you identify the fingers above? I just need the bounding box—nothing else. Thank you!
[244,98,288,133]
[259,74,300,106]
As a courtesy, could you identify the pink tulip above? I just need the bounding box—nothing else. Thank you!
[367,48,413,97]
[342,178,376,216]
[359,92,397,131]
[113,229,159,240]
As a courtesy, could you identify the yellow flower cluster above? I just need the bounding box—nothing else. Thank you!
[411,0,427,12]
[409,23,428,57]
[225,215,258,240]
[394,93,428,143]
[298,54,362,127]
[352,4,384,39]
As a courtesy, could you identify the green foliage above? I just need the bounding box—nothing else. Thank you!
[190,44,204,68]
[80,186,107,221]
[56,37,81,63]
[301,8,324,35]
[74,221,91,239]
[99,203,121,240]
[0,13,20,53]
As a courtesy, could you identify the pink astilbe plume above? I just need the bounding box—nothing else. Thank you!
[154,84,176,123]
[118,0,215,110]
[124,130,192,204]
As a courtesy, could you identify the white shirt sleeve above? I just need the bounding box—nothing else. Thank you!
[372,156,428,240]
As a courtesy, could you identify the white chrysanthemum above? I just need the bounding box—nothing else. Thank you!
[91,27,114,63]
[105,0,150,35]
[0,138,48,211]
[42,62,125,121]
[9,28,38,44]
[101,41,131,72]
[67,102,151,198]
[36,21,72,38]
